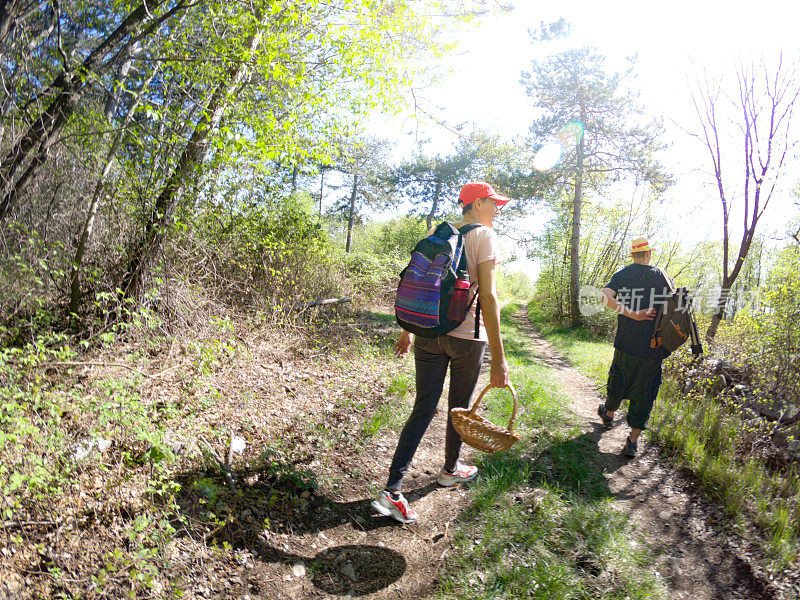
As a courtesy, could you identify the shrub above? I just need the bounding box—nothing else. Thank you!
[497,269,535,301]
[714,244,800,400]
[181,193,342,311]
[345,216,428,303]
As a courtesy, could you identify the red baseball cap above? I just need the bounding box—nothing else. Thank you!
[459,181,510,207]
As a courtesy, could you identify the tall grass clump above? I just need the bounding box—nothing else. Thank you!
[651,380,800,567]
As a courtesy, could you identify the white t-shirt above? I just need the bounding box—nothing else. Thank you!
[447,225,499,342]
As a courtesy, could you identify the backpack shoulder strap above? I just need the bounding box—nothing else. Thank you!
[451,223,481,274]
[655,266,676,293]
[455,223,483,338]
[458,223,482,235]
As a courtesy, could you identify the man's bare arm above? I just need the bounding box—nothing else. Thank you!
[601,287,656,321]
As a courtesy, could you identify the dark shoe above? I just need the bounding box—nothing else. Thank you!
[597,404,613,429]
[623,437,638,458]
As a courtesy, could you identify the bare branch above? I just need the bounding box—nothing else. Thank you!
[698,55,800,339]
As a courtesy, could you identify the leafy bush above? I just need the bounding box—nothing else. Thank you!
[0,332,77,516]
[340,250,406,302]
[354,216,428,256]
[183,193,342,310]
[714,244,800,400]
[0,226,69,343]
[496,269,535,301]
[344,216,428,303]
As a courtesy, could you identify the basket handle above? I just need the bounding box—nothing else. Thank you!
[467,383,518,432]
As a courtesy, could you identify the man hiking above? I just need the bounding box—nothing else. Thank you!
[597,236,671,457]
[371,181,511,524]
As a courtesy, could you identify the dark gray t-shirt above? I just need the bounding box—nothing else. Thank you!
[606,263,671,361]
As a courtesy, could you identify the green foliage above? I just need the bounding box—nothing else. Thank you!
[0,227,68,343]
[1,0,458,331]
[388,131,541,229]
[185,193,337,309]
[0,331,77,511]
[529,197,643,332]
[714,245,800,400]
[344,216,428,302]
[528,297,616,351]
[523,23,670,194]
[496,269,535,302]
[651,380,800,567]
[389,145,476,228]
[522,22,670,327]
[339,250,405,301]
[187,316,238,375]
[354,216,429,256]
[361,372,413,438]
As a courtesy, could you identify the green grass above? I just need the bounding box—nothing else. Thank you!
[651,380,800,567]
[361,372,413,438]
[527,304,614,387]
[437,303,667,600]
[526,301,800,570]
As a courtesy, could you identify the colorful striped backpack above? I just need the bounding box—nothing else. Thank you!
[395,222,482,339]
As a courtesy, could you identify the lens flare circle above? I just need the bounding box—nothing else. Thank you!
[532,142,563,172]
[557,122,584,148]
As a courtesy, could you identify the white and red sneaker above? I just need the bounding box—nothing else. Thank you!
[437,462,478,486]
[371,490,418,524]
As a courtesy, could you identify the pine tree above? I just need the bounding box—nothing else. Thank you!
[522,19,670,327]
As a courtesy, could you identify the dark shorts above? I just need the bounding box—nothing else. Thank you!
[605,348,662,430]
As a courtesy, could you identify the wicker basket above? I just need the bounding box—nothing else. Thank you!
[450,384,520,453]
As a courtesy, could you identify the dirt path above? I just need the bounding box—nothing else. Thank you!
[249,401,478,599]
[511,312,782,600]
[180,311,784,600]
[243,358,484,599]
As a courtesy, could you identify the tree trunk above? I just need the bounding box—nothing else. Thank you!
[0,0,174,224]
[706,277,730,340]
[119,20,264,299]
[569,129,585,328]
[318,167,326,214]
[0,1,14,47]
[70,67,157,317]
[104,41,141,123]
[345,174,358,253]
[427,178,441,231]
[0,0,41,54]
[705,238,752,340]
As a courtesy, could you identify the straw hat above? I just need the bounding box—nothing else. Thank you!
[630,236,655,254]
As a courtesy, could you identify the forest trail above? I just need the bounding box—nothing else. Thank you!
[261,309,782,599]
[250,374,477,599]
[508,311,781,600]
[4,308,787,600]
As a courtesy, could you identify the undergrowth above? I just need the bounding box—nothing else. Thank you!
[0,296,399,598]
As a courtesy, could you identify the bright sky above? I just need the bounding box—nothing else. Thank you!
[410,0,800,141]
[368,0,800,277]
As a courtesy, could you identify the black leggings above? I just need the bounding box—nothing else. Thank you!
[385,335,486,492]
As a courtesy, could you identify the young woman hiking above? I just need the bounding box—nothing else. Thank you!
[371,181,512,524]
